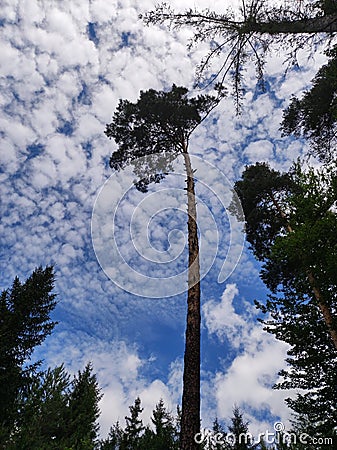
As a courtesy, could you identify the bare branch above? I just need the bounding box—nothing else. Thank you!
[142,1,337,101]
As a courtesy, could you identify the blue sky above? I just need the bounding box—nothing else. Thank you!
[0,0,327,438]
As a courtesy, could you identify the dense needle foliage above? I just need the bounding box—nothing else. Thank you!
[232,162,337,441]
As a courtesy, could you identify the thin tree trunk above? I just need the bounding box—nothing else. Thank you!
[241,12,337,34]
[153,10,337,34]
[307,271,337,350]
[181,145,201,450]
[270,192,337,350]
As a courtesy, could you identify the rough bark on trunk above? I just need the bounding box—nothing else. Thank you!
[180,146,201,450]
[270,192,337,350]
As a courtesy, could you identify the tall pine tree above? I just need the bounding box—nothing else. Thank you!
[231,162,337,440]
[105,84,222,450]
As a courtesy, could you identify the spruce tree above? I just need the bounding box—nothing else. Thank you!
[0,266,57,444]
[9,365,70,449]
[149,399,179,449]
[66,362,102,449]
[210,418,228,450]
[227,407,254,450]
[123,397,145,450]
[99,422,125,450]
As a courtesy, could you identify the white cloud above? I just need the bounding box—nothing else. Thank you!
[47,8,78,39]
[0,116,35,150]
[0,0,326,440]
[34,331,182,437]
[244,140,274,162]
[203,284,292,433]
[203,284,244,343]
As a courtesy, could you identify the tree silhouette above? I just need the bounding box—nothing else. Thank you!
[227,406,254,450]
[123,397,145,449]
[0,266,57,443]
[105,84,222,450]
[66,362,102,449]
[149,398,178,449]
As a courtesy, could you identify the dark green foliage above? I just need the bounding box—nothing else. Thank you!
[197,409,256,450]
[66,362,102,449]
[101,398,180,450]
[123,397,145,449]
[100,400,263,450]
[282,45,337,162]
[227,407,255,450]
[261,297,337,443]
[101,399,304,450]
[320,0,337,14]
[210,417,228,450]
[0,266,57,442]
[105,84,220,191]
[148,399,179,449]
[232,161,337,306]
[100,421,125,449]
[0,268,102,449]
[258,163,337,294]
[232,162,337,441]
[8,365,70,449]
[229,162,296,261]
[5,363,102,450]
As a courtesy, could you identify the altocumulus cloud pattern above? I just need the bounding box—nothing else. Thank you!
[0,0,322,436]
[91,154,245,298]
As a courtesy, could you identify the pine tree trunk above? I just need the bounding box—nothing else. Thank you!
[180,146,201,450]
[307,271,337,350]
[242,12,337,34]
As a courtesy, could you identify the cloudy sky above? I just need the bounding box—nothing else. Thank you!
[0,0,328,439]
